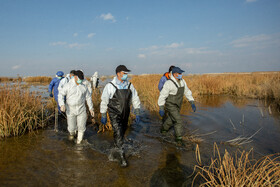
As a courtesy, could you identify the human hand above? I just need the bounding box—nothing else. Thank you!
[90,109,95,117]
[135,115,140,124]
[191,103,196,112]
[159,110,165,117]
[60,105,66,112]
[101,117,107,125]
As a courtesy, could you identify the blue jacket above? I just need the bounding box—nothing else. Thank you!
[158,72,170,91]
[48,77,63,101]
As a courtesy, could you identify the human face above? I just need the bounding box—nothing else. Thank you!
[173,73,182,80]
[117,71,128,81]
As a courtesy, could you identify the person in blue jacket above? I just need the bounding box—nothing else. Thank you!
[48,71,64,113]
[158,65,175,91]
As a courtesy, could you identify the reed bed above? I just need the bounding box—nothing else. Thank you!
[23,76,52,83]
[0,84,48,138]
[131,72,280,113]
[193,143,280,186]
[0,77,22,82]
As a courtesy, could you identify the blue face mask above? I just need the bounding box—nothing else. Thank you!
[121,74,128,81]
[77,79,83,84]
[58,77,62,80]
[177,74,182,80]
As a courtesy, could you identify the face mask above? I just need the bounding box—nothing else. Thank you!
[177,74,182,80]
[121,74,128,81]
[77,79,83,84]
[58,77,62,80]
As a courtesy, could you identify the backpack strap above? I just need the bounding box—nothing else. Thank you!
[128,82,131,89]
[169,79,179,88]
[109,82,118,90]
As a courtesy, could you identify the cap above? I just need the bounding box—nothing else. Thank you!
[116,65,131,74]
[74,70,84,80]
[56,71,64,77]
[172,67,185,74]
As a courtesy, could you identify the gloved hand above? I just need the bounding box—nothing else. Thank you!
[191,103,196,112]
[89,109,95,117]
[49,92,53,97]
[60,105,66,112]
[159,110,165,117]
[135,115,140,124]
[101,117,107,125]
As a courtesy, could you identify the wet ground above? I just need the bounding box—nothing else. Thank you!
[0,83,280,186]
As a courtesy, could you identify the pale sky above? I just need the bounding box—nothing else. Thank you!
[0,0,280,77]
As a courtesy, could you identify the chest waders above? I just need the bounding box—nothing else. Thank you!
[108,82,132,150]
[162,79,185,140]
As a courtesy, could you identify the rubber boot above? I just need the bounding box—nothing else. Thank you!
[76,131,84,144]
[160,127,168,135]
[175,137,185,147]
[68,132,75,141]
[120,152,128,167]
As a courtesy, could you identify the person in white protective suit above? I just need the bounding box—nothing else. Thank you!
[90,71,99,89]
[58,70,75,93]
[82,78,92,95]
[77,69,93,95]
[58,70,95,144]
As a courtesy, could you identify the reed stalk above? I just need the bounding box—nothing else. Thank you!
[193,143,280,186]
[0,84,48,138]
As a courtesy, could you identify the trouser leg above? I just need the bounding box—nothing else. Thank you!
[67,114,77,134]
[168,107,183,138]
[76,111,87,143]
[162,114,173,131]
[111,120,128,150]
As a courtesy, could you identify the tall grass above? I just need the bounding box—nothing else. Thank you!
[23,76,52,83]
[0,77,22,82]
[0,84,47,138]
[193,143,280,186]
[131,72,280,113]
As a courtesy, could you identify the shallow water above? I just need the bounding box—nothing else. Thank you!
[1,84,280,186]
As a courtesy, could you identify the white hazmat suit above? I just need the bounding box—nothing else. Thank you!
[90,72,99,89]
[58,78,94,144]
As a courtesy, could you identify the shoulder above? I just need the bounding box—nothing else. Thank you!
[160,76,167,81]
[104,82,114,89]
[128,82,135,89]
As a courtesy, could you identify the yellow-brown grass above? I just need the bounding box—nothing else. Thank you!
[0,84,48,138]
[131,72,280,113]
[0,77,22,82]
[23,76,52,83]
[193,143,280,186]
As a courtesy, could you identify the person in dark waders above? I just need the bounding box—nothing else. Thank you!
[100,65,141,167]
[158,66,196,146]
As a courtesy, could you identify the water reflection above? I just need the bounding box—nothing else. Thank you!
[150,152,193,187]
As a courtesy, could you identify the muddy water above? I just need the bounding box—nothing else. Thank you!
[1,85,280,186]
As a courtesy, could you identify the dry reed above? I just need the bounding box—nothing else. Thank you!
[193,143,280,186]
[0,84,48,138]
[23,76,52,83]
[131,72,280,114]
[0,77,22,82]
